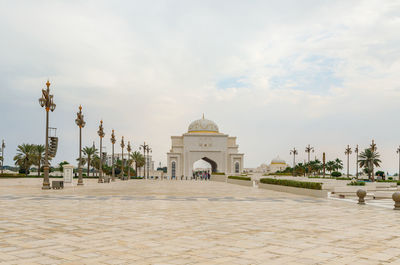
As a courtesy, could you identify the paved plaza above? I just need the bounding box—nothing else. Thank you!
[1,179,400,264]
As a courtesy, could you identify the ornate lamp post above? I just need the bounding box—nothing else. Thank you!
[345,145,352,178]
[146,147,152,179]
[322,152,326,178]
[355,145,359,179]
[289,147,298,176]
[127,141,132,179]
[1,140,5,174]
[305,144,314,163]
[139,142,149,179]
[38,80,56,189]
[120,136,125,178]
[75,105,86,186]
[305,144,314,176]
[110,130,116,181]
[396,145,400,179]
[370,140,377,181]
[97,120,105,183]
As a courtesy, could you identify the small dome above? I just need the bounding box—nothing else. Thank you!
[271,156,286,164]
[188,115,219,133]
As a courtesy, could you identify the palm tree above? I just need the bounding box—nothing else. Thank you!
[358,148,381,181]
[83,146,98,177]
[33,145,45,176]
[13,144,35,176]
[91,154,100,177]
[130,151,145,177]
[334,158,343,173]
[294,163,306,176]
[326,161,335,174]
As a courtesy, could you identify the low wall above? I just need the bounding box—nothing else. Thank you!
[211,175,227,182]
[259,183,328,198]
[227,178,252,187]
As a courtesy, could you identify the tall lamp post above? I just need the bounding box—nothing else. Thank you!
[75,105,86,186]
[396,145,400,179]
[127,141,132,179]
[139,142,149,179]
[120,136,125,178]
[355,145,359,179]
[1,140,5,174]
[97,120,105,183]
[370,140,377,181]
[345,145,352,178]
[305,144,314,176]
[110,130,116,181]
[38,80,56,189]
[146,147,152,179]
[289,147,298,176]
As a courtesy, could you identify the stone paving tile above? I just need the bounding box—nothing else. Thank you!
[1,179,400,264]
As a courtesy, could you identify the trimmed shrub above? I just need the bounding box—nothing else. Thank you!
[259,178,322,190]
[212,172,225,175]
[308,176,351,180]
[377,180,397,183]
[228,176,251,181]
[0,173,26,178]
[347,181,365,186]
[331,171,342,177]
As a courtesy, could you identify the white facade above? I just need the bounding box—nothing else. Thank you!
[105,153,154,171]
[255,156,288,174]
[167,116,244,178]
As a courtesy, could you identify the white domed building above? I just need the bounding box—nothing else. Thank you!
[167,115,244,178]
[256,156,288,174]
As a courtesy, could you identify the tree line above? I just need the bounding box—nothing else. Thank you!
[12,143,146,177]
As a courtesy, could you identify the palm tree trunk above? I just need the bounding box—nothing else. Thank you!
[88,157,91,177]
[37,159,41,177]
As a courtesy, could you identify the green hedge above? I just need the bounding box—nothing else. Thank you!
[228,176,251,181]
[260,178,322,190]
[308,176,351,180]
[377,180,398,183]
[0,173,26,178]
[347,181,365,186]
[212,172,225,175]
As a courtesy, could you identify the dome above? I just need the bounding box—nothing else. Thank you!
[188,115,219,133]
[271,156,286,164]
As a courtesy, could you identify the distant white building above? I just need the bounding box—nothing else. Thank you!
[167,116,244,178]
[255,156,288,174]
[105,153,154,172]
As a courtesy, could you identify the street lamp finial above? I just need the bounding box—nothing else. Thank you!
[46,80,50,88]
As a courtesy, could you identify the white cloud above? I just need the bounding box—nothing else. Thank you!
[1,0,400,174]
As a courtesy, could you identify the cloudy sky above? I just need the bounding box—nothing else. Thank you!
[1,0,400,174]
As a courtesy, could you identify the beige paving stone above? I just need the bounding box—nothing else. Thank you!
[1,178,400,264]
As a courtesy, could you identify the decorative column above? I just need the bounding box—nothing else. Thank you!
[305,144,314,176]
[355,145,359,179]
[345,145,352,178]
[97,120,105,183]
[120,136,125,178]
[75,105,86,186]
[370,140,377,181]
[110,130,116,181]
[289,147,297,176]
[38,80,56,189]
[0,140,5,174]
[127,141,132,180]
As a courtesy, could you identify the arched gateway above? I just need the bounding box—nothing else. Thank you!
[167,115,244,178]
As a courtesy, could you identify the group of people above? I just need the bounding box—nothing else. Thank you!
[192,170,211,180]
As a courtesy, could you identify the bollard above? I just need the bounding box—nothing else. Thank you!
[392,192,400,210]
[357,189,366,205]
